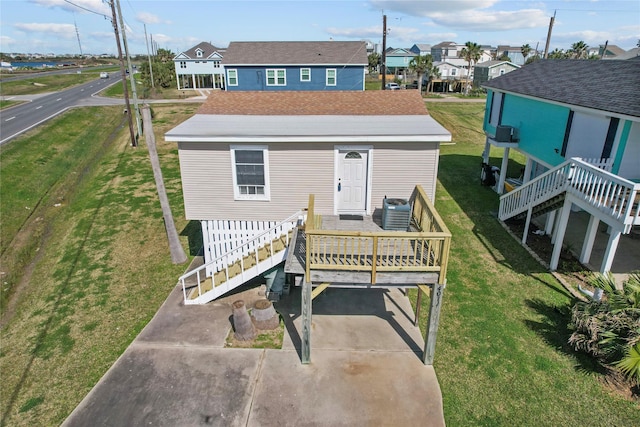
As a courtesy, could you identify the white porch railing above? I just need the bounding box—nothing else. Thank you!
[499,158,639,233]
[179,210,305,305]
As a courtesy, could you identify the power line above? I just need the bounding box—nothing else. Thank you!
[62,0,109,19]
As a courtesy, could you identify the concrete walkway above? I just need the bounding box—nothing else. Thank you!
[63,284,445,427]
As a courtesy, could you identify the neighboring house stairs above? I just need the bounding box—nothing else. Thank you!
[179,211,304,305]
[499,158,640,234]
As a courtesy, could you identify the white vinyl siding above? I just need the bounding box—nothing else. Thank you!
[178,141,439,221]
[266,69,286,86]
[300,68,311,82]
[227,69,238,86]
[326,69,336,86]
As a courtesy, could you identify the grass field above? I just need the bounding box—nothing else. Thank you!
[0,72,108,96]
[0,101,637,426]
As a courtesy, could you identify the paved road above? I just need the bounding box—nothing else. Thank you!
[0,74,124,144]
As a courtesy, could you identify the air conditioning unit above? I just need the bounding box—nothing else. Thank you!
[495,125,514,142]
[382,198,411,231]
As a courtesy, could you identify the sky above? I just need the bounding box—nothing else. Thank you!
[1,0,638,56]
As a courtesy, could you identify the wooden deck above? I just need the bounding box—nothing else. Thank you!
[284,186,451,287]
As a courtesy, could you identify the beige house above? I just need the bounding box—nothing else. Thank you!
[165,90,451,303]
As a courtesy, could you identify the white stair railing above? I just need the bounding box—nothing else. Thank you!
[179,210,305,304]
[499,160,571,220]
[499,158,639,232]
[567,159,639,232]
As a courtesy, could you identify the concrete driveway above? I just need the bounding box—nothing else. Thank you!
[63,284,445,427]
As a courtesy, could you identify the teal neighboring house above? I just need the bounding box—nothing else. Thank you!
[385,48,415,74]
[481,60,640,277]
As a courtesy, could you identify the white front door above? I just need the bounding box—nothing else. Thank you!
[337,149,368,214]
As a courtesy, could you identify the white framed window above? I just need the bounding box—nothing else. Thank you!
[180,61,186,69]
[213,60,220,68]
[196,49,203,58]
[451,68,457,76]
[266,69,286,86]
[300,68,311,82]
[227,69,238,86]
[326,68,337,86]
[230,146,270,200]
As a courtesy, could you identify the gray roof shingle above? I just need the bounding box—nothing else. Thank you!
[483,60,640,117]
[221,41,367,66]
[180,42,225,59]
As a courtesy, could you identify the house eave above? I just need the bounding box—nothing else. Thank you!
[485,88,640,122]
[166,135,451,143]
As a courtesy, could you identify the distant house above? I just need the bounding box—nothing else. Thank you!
[482,60,640,276]
[221,41,367,91]
[165,90,451,303]
[473,60,520,87]
[410,44,432,56]
[174,42,226,90]
[496,45,528,65]
[384,47,416,75]
[431,41,461,62]
[599,44,632,60]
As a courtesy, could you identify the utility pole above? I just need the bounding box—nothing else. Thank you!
[73,14,83,57]
[115,0,141,137]
[600,40,608,59]
[144,24,155,88]
[543,10,556,59]
[108,0,136,147]
[382,14,387,89]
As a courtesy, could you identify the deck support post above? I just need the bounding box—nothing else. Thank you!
[522,207,533,245]
[600,228,622,277]
[580,215,599,264]
[423,282,445,365]
[301,277,312,364]
[550,197,572,271]
[545,210,556,235]
[497,147,510,194]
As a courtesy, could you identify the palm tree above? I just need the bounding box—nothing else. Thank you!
[368,53,380,74]
[520,44,532,62]
[548,48,566,59]
[425,64,441,93]
[460,41,481,94]
[570,41,589,59]
[408,54,434,92]
[569,272,640,385]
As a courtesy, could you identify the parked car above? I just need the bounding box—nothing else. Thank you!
[100,72,109,79]
[385,82,401,90]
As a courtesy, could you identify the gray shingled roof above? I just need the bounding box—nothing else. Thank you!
[221,41,367,65]
[483,60,640,118]
[475,60,519,68]
[180,42,225,59]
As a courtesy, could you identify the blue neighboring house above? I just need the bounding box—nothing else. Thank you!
[221,41,367,91]
[481,60,640,277]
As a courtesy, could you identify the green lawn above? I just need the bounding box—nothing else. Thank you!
[0,101,637,426]
[0,72,106,96]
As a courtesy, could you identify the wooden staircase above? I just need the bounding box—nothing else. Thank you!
[499,158,640,234]
[179,211,304,305]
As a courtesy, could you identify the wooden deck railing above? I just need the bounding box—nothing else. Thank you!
[305,185,451,284]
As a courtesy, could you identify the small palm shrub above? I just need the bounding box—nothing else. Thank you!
[568,272,640,386]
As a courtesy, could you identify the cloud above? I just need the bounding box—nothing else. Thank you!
[368,1,549,32]
[31,0,110,16]
[14,23,76,38]
[0,35,17,48]
[327,26,382,39]
[427,9,549,31]
[369,0,497,16]
[426,32,458,41]
[553,28,640,49]
[136,12,171,25]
